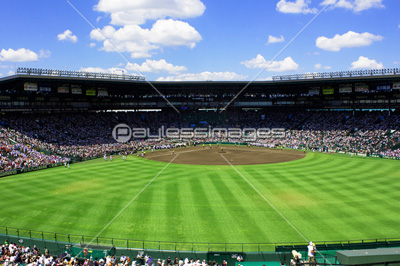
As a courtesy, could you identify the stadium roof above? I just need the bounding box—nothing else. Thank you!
[1,67,400,87]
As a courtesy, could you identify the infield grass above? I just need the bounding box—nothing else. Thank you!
[1,150,400,249]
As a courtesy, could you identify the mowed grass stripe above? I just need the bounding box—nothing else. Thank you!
[222,160,311,243]
[1,167,78,230]
[285,157,396,240]
[206,170,268,243]
[187,172,226,242]
[103,184,158,242]
[220,166,303,243]
[1,156,175,237]
[309,156,398,239]
[235,153,400,242]
[94,156,180,242]
[1,152,400,246]
[96,162,189,243]
[236,166,318,241]
[190,169,232,243]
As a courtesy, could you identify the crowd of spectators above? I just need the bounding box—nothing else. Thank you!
[1,110,399,173]
[246,111,400,157]
[134,253,226,266]
[0,112,185,146]
[0,242,229,266]
[0,242,57,266]
[0,128,69,173]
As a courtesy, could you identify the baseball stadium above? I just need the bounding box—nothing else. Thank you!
[1,67,400,265]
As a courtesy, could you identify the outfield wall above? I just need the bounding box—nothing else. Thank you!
[0,233,293,265]
[2,226,400,254]
[0,232,387,266]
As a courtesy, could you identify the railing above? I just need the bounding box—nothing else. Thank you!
[1,226,400,252]
[16,67,145,81]
[272,68,400,81]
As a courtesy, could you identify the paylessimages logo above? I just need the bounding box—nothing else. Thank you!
[112,124,285,143]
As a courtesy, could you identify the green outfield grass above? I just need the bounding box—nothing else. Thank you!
[1,150,400,249]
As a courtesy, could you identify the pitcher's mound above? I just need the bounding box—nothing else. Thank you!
[145,145,306,165]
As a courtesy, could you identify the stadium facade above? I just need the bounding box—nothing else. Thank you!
[0,67,400,113]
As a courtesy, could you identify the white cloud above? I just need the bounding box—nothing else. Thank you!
[89,43,96,48]
[321,0,384,12]
[150,19,201,48]
[276,0,317,14]
[0,48,39,62]
[257,76,274,81]
[306,51,320,56]
[39,49,51,58]
[126,59,187,74]
[57,30,78,43]
[0,70,15,77]
[157,71,247,81]
[91,0,204,59]
[241,55,299,72]
[79,66,127,74]
[267,35,285,44]
[316,31,382,51]
[350,56,383,69]
[314,63,331,70]
[90,19,202,58]
[95,0,206,26]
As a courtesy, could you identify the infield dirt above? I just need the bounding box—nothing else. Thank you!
[144,145,306,165]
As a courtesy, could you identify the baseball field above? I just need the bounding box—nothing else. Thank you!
[1,145,400,251]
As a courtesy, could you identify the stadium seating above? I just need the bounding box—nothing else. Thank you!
[1,110,399,174]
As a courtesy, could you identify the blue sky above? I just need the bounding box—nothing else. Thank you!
[0,0,399,81]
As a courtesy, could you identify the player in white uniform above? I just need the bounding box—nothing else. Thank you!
[307,242,316,263]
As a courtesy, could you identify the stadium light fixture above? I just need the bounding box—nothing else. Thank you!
[272,68,400,81]
[16,67,145,81]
